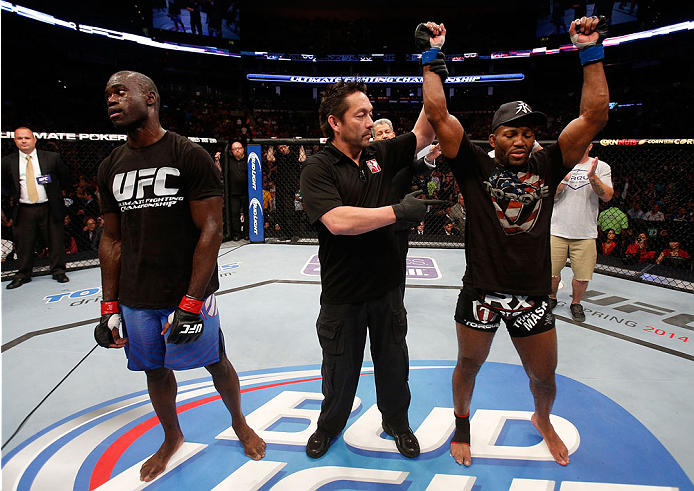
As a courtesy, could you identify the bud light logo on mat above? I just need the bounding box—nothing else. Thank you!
[2,361,692,490]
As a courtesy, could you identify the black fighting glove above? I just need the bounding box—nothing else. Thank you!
[415,22,448,82]
[94,301,120,348]
[166,295,204,344]
[392,190,446,224]
[428,51,449,82]
[570,15,608,65]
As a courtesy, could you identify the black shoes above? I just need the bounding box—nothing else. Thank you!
[6,277,31,289]
[570,303,585,322]
[6,274,68,288]
[52,273,69,283]
[548,297,557,310]
[306,424,420,459]
[306,429,332,458]
[382,422,420,458]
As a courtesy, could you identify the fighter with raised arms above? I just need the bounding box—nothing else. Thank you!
[416,17,609,466]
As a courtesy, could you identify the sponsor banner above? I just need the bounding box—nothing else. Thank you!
[247,145,265,243]
[2,362,691,490]
[598,138,694,146]
[1,131,217,143]
[246,74,524,85]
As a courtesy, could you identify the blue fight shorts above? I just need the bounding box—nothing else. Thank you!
[454,285,555,338]
[121,294,225,371]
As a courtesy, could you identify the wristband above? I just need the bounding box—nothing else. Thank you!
[421,48,440,64]
[179,295,203,314]
[101,301,119,315]
[579,45,604,65]
[560,180,569,185]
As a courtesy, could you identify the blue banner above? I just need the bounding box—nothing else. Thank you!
[246,73,525,84]
[246,145,265,243]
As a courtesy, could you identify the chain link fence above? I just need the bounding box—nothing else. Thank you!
[3,135,693,292]
[256,138,694,292]
[591,140,694,292]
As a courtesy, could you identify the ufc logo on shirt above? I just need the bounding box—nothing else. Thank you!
[366,160,381,174]
[112,167,180,201]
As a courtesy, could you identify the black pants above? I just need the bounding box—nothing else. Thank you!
[315,285,411,437]
[190,12,202,34]
[12,203,65,279]
[394,228,410,299]
[228,194,247,238]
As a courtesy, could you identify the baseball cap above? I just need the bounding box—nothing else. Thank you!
[491,101,547,133]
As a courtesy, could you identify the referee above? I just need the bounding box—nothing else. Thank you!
[300,80,442,459]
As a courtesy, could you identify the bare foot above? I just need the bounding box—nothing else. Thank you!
[450,442,472,466]
[531,413,570,466]
[140,435,184,482]
[234,423,266,460]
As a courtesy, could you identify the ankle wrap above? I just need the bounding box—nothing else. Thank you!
[451,411,470,445]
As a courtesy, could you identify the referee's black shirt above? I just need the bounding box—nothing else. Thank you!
[301,132,417,304]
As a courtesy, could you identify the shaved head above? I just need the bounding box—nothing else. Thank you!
[108,71,160,112]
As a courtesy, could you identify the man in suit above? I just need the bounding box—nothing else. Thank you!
[1,127,72,288]
[82,217,103,252]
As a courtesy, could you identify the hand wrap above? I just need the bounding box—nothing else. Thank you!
[414,23,444,51]
[166,295,204,345]
[94,301,120,348]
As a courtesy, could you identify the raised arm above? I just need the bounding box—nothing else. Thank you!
[557,16,610,168]
[411,106,437,154]
[418,22,465,159]
[586,157,614,201]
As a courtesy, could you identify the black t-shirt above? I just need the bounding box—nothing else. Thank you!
[448,134,566,295]
[226,155,248,195]
[301,133,417,304]
[98,132,223,309]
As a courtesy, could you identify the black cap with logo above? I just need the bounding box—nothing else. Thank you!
[491,101,548,133]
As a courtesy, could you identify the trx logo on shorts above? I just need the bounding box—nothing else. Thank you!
[366,159,381,174]
[482,291,534,318]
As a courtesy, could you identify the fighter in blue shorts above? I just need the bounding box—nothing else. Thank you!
[121,295,224,371]
[94,70,265,483]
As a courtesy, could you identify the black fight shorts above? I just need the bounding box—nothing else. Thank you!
[454,284,555,337]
